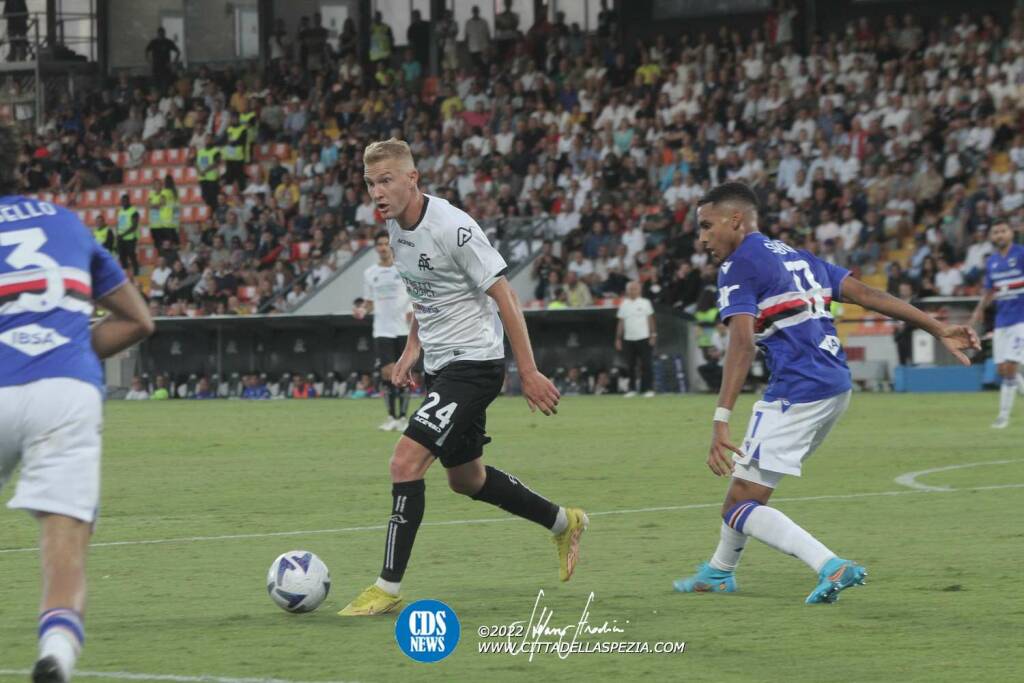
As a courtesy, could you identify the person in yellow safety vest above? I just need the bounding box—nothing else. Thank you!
[195,134,220,211]
[116,193,140,275]
[369,11,393,63]
[149,175,180,250]
[222,111,247,189]
[694,300,720,347]
[239,101,257,163]
[147,177,166,232]
[93,215,116,253]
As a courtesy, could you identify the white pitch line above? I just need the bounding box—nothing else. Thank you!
[0,670,358,683]
[893,459,1024,491]
[1,483,1022,557]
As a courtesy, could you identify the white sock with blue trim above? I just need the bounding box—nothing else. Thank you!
[999,377,1018,419]
[38,608,83,679]
[709,521,747,572]
[724,500,835,573]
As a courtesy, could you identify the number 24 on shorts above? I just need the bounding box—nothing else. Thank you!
[415,392,458,433]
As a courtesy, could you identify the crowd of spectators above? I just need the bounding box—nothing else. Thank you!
[125,364,663,400]
[16,5,1024,325]
[123,370,428,400]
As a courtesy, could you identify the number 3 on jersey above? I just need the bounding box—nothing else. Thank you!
[1,227,65,312]
[415,392,458,431]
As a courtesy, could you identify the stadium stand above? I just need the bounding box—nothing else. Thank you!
[16,3,1024,393]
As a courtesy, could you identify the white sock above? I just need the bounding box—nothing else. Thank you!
[375,577,401,596]
[709,521,747,572]
[38,608,83,679]
[731,502,835,573]
[999,378,1017,419]
[550,507,569,535]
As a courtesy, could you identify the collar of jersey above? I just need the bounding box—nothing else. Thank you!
[397,194,430,232]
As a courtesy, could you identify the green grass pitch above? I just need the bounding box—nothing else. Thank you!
[0,394,1021,682]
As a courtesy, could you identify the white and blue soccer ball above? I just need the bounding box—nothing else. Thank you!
[267,550,331,613]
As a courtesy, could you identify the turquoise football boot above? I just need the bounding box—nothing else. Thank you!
[805,557,867,604]
[673,562,737,593]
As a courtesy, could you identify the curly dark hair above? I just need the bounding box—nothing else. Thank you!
[697,181,760,212]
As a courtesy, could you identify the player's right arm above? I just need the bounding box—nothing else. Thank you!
[706,256,760,477]
[92,282,154,359]
[356,269,374,317]
[708,314,756,476]
[968,289,993,327]
[968,256,995,327]
[840,277,980,365]
[391,316,421,388]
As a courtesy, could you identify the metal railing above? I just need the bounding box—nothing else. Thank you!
[483,215,558,271]
[0,11,96,63]
[258,244,371,314]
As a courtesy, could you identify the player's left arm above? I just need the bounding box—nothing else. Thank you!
[840,276,980,365]
[487,277,561,416]
[448,220,561,415]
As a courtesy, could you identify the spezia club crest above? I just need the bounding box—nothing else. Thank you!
[394,599,461,662]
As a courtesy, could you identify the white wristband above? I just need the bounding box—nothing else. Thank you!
[713,407,732,423]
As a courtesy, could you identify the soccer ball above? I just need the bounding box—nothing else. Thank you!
[267,550,331,613]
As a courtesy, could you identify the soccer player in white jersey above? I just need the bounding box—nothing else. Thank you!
[339,138,588,616]
[674,183,978,603]
[969,222,1024,428]
[357,231,412,431]
[0,125,154,682]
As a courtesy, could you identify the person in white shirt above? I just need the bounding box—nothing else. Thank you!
[149,256,172,301]
[934,258,964,296]
[357,232,413,431]
[838,207,864,253]
[615,281,656,397]
[786,169,812,203]
[355,195,378,227]
[621,223,646,261]
[142,104,166,142]
[961,229,993,281]
[663,172,688,206]
[567,250,595,285]
[125,376,150,400]
[339,138,586,617]
[834,146,860,185]
[554,202,580,237]
[776,144,803,190]
[814,211,841,244]
[464,6,490,67]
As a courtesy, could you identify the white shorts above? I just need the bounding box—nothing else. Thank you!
[0,378,103,523]
[732,390,851,489]
[993,322,1024,365]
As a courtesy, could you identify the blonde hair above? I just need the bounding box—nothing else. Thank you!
[363,137,415,170]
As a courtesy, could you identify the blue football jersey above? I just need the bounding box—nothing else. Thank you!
[0,196,127,390]
[982,244,1024,329]
[717,232,852,404]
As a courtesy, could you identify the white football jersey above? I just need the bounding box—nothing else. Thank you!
[363,262,410,338]
[387,194,508,373]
